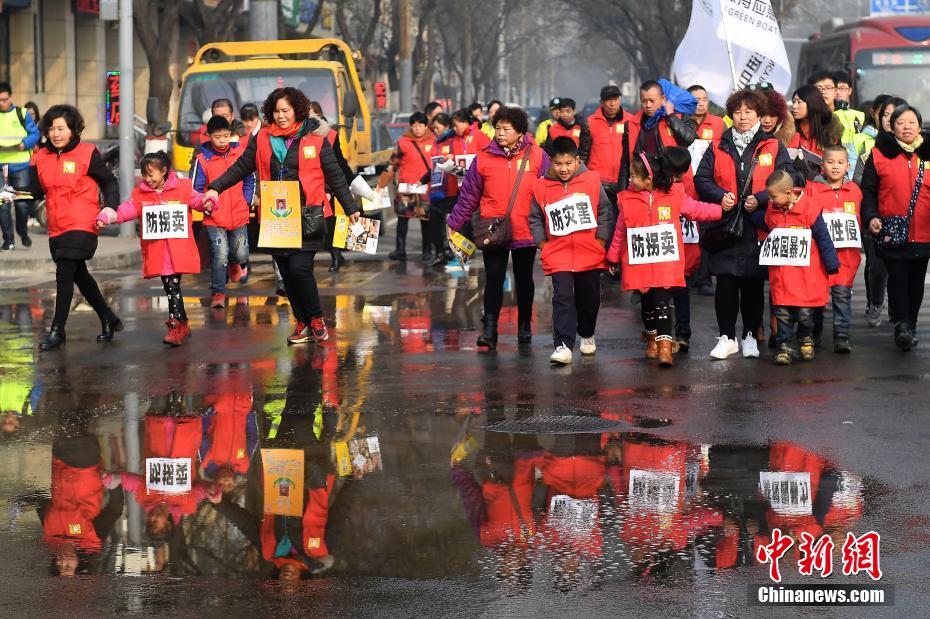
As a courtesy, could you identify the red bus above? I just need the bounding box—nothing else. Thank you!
[798,16,930,119]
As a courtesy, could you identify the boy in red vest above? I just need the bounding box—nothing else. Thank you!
[754,170,840,365]
[529,137,613,365]
[808,145,863,353]
[543,98,592,163]
[191,116,255,310]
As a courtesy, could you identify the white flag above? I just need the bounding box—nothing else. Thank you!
[672,0,792,107]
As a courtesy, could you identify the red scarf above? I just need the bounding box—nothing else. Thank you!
[267,121,304,138]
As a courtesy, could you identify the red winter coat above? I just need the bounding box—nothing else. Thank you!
[586,106,632,183]
[116,172,206,278]
[43,459,104,552]
[528,168,610,275]
[32,142,101,237]
[608,184,722,291]
[805,180,862,287]
[763,196,833,307]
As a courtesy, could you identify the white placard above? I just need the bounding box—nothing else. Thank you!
[367,436,381,456]
[628,468,680,514]
[549,494,598,535]
[822,212,862,249]
[759,471,812,516]
[680,216,700,244]
[398,182,427,195]
[141,204,189,240]
[689,139,712,173]
[759,228,812,266]
[146,457,193,494]
[544,193,597,237]
[627,223,680,264]
[362,186,392,212]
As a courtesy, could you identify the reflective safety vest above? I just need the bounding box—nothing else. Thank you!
[0,108,30,165]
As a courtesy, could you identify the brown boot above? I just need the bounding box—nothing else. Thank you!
[645,331,658,359]
[658,339,674,367]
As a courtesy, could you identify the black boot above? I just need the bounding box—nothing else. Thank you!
[97,312,124,342]
[40,324,66,350]
[894,321,912,351]
[477,316,498,350]
[389,237,407,261]
[517,318,532,344]
[328,250,345,272]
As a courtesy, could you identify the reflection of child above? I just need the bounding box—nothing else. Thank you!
[97,151,214,347]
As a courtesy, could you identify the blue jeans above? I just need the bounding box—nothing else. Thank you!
[812,285,853,340]
[0,167,33,244]
[774,306,814,349]
[205,225,249,294]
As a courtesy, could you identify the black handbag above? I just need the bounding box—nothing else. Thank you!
[877,160,924,251]
[700,157,758,253]
[473,147,532,250]
[300,204,326,240]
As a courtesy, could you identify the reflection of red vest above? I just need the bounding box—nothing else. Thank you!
[618,186,689,291]
[254,129,330,215]
[131,179,201,278]
[764,197,830,307]
[479,458,537,548]
[203,392,254,474]
[43,458,104,552]
[132,416,203,515]
[260,474,335,564]
[541,454,606,499]
[549,121,583,146]
[871,147,930,242]
[533,171,606,275]
[475,144,546,242]
[33,142,100,237]
[196,144,250,230]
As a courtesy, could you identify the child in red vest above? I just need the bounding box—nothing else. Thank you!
[97,152,214,346]
[754,170,840,365]
[528,137,612,365]
[191,116,254,310]
[808,145,863,353]
[607,148,726,367]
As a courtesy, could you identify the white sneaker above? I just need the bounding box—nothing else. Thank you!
[742,334,760,358]
[579,337,596,356]
[709,335,739,359]
[550,344,573,365]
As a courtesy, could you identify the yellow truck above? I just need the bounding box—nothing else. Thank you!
[173,38,391,175]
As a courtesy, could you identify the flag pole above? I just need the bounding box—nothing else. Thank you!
[718,0,740,89]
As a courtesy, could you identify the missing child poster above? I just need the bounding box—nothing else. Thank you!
[145,457,192,494]
[626,223,680,264]
[257,180,302,249]
[261,448,305,516]
[141,204,188,240]
[333,215,380,254]
[759,228,812,267]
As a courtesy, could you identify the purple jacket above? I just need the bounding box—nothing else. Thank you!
[447,134,551,250]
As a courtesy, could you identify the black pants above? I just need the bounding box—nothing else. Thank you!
[715,274,764,339]
[863,233,888,308]
[885,256,929,329]
[481,246,536,322]
[672,286,690,338]
[274,251,321,323]
[642,288,674,341]
[52,259,110,327]
[161,275,187,322]
[396,217,429,253]
[551,270,600,348]
[427,212,448,257]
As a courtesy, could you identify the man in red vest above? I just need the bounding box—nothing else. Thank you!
[587,85,632,208]
[543,98,592,163]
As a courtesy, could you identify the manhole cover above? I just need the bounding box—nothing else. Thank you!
[482,415,625,434]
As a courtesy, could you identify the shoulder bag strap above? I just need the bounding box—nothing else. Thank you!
[503,146,533,220]
[907,160,925,220]
[410,140,432,172]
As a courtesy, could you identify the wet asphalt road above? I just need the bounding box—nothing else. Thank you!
[0,255,928,617]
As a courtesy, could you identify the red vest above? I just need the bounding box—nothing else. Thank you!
[396,133,436,184]
[33,142,101,237]
[451,125,491,157]
[788,128,823,156]
[325,128,337,146]
[587,107,630,183]
[255,129,329,214]
[43,458,104,552]
[694,115,725,142]
[131,178,201,278]
[711,138,781,195]
[475,143,546,242]
[436,141,459,198]
[806,180,862,287]
[870,147,930,243]
[548,121,583,146]
[532,170,606,274]
[196,144,250,230]
[625,114,680,161]
[764,196,829,307]
[617,185,689,291]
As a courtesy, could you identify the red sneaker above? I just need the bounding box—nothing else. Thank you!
[178,320,191,341]
[211,293,226,309]
[310,317,329,342]
[287,321,310,345]
[228,263,243,283]
[163,319,183,347]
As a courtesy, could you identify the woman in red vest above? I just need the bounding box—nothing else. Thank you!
[447,106,550,348]
[861,104,930,351]
[789,85,841,179]
[694,89,794,361]
[29,105,122,350]
[204,87,360,345]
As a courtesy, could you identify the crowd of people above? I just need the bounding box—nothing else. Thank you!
[8,69,930,366]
